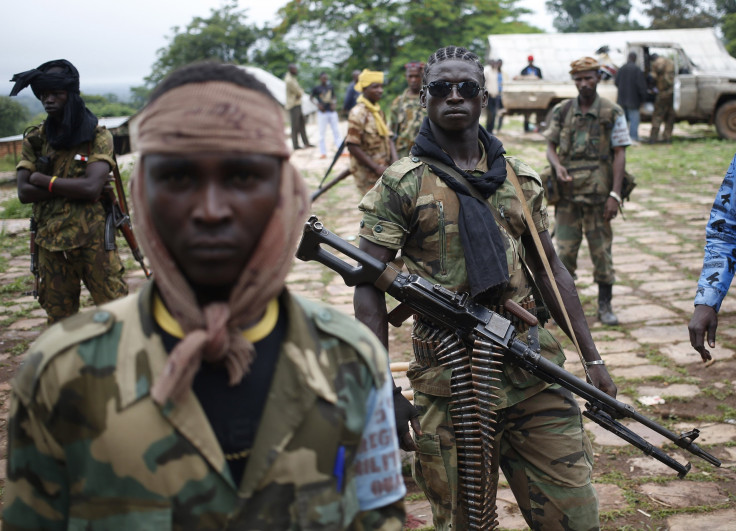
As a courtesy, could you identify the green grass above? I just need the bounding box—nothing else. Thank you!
[0,154,19,172]
[0,196,32,219]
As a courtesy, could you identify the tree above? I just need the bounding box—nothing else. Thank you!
[144,1,261,86]
[0,97,29,137]
[640,0,718,29]
[546,0,641,33]
[80,93,138,118]
[275,0,539,106]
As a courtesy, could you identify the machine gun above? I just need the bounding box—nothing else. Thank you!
[296,216,722,478]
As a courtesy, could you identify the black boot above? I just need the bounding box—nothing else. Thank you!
[597,283,619,326]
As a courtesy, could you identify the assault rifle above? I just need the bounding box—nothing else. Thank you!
[296,216,721,478]
[104,158,151,279]
[29,217,39,298]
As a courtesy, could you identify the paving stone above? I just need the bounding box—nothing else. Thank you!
[668,509,736,531]
[589,483,627,514]
[626,455,686,476]
[631,325,690,344]
[636,383,701,398]
[638,481,727,508]
[597,339,640,354]
[614,364,676,379]
[615,304,678,324]
[590,330,626,341]
[672,422,736,445]
[604,352,652,367]
[8,317,47,330]
[658,341,731,365]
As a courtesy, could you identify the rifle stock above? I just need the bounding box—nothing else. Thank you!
[296,216,721,478]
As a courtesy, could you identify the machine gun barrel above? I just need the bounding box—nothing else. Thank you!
[296,216,722,477]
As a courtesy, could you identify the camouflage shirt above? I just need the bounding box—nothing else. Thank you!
[358,153,565,408]
[652,56,675,95]
[16,124,115,251]
[543,95,629,202]
[347,102,392,191]
[4,282,406,530]
[388,90,425,159]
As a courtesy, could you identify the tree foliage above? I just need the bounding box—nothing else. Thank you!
[144,1,261,86]
[275,0,539,106]
[81,93,138,118]
[0,97,30,137]
[546,0,642,33]
[640,0,718,29]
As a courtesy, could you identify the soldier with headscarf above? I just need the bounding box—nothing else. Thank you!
[10,59,128,324]
[4,61,406,530]
[347,69,397,196]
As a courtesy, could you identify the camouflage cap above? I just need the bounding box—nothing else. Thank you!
[569,56,600,75]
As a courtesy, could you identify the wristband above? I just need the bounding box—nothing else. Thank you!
[48,176,58,192]
[609,190,622,204]
[584,359,605,366]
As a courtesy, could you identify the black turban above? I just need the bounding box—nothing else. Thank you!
[9,59,98,150]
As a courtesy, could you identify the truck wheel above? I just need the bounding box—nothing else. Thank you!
[715,101,736,140]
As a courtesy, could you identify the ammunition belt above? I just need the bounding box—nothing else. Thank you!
[488,295,536,333]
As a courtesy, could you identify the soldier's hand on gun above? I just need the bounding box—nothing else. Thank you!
[393,387,422,451]
[555,164,572,182]
[688,304,718,362]
[603,197,619,221]
[588,365,617,398]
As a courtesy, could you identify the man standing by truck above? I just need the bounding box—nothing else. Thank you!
[649,53,676,143]
[543,56,631,326]
[615,52,647,143]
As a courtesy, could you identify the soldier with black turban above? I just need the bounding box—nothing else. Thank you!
[10,59,127,323]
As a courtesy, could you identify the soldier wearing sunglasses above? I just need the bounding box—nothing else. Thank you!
[355,46,613,530]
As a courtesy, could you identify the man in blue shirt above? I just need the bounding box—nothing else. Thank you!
[689,154,736,360]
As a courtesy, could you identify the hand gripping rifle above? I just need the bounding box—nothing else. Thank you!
[296,216,722,478]
[103,159,151,278]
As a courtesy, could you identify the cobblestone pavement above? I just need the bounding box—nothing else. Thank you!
[0,118,734,529]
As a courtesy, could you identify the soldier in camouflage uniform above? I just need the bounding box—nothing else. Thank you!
[649,53,676,143]
[544,56,631,326]
[10,59,127,324]
[4,62,406,530]
[347,70,397,196]
[388,62,426,159]
[355,46,616,530]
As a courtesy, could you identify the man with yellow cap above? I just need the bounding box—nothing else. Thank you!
[4,61,406,529]
[543,56,631,326]
[347,69,397,196]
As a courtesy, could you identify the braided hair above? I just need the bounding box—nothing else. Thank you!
[423,46,485,86]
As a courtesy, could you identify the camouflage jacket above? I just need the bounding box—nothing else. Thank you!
[543,95,629,202]
[4,283,406,530]
[388,90,425,159]
[347,102,391,186]
[358,154,564,409]
[16,124,115,251]
[652,56,675,95]
[695,153,736,312]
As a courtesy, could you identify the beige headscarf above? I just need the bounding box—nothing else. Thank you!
[130,81,309,405]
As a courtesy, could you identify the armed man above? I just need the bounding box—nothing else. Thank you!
[354,45,615,530]
[4,61,405,530]
[10,59,128,324]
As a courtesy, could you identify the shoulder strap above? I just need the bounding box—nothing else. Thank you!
[504,162,589,378]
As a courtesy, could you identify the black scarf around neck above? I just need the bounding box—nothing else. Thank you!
[411,117,509,299]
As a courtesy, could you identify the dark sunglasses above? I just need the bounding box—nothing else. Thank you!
[424,80,481,98]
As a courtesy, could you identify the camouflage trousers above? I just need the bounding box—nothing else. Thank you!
[555,199,615,285]
[650,92,675,142]
[411,384,598,530]
[38,241,128,324]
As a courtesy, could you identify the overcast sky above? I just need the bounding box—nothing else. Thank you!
[1,0,647,91]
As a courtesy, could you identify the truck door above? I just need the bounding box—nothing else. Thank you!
[672,47,697,118]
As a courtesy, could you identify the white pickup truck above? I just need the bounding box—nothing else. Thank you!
[489,28,736,139]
